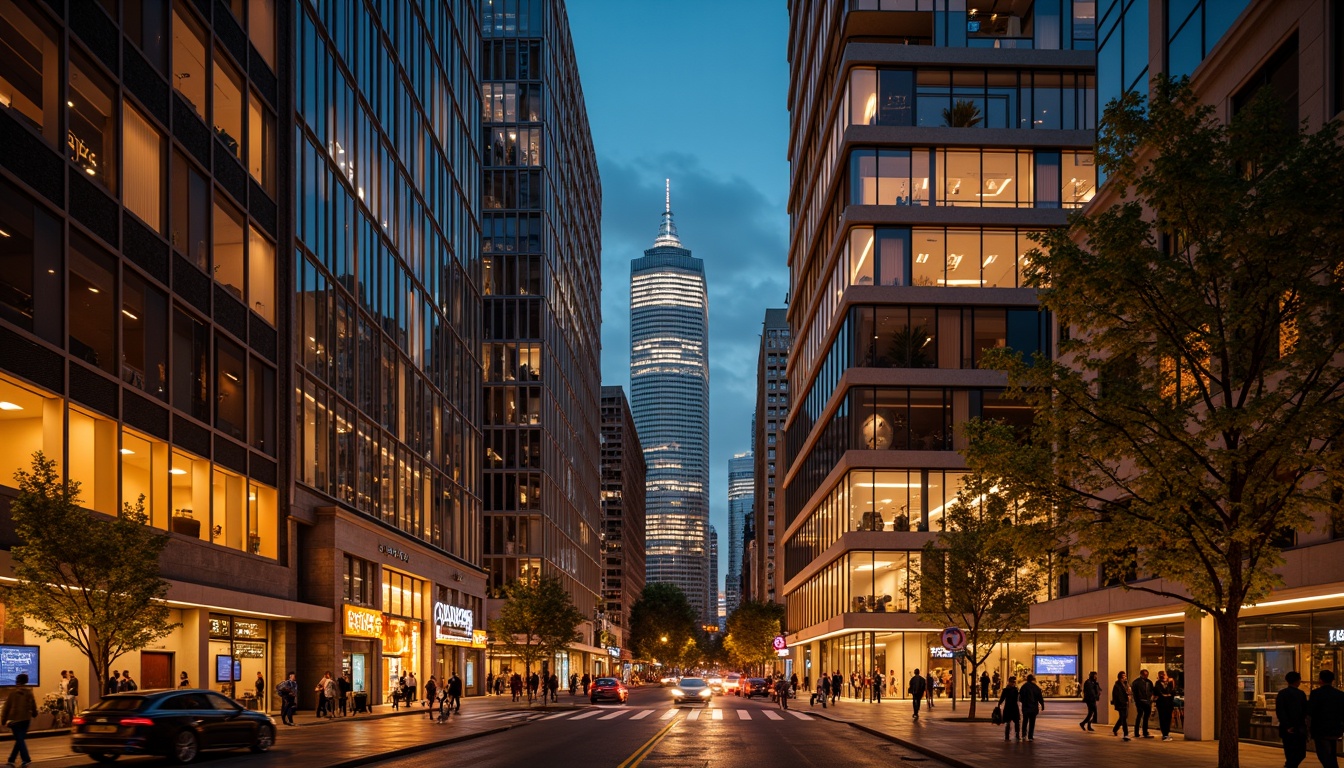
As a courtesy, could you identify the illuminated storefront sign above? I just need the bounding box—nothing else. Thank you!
[344,605,382,639]
[472,630,488,649]
[433,601,475,644]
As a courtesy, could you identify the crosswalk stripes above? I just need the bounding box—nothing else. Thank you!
[539,711,572,720]
[568,710,600,720]
[686,709,701,721]
[660,709,677,720]
[737,710,751,720]
[711,709,723,720]
[598,710,626,720]
[761,709,784,720]
[630,709,654,720]
[463,705,819,724]
[789,711,814,721]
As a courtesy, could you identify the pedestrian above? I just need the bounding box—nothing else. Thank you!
[1154,670,1177,741]
[254,672,265,711]
[1080,671,1101,731]
[790,672,800,699]
[323,671,337,719]
[570,673,578,696]
[778,676,790,710]
[888,670,896,698]
[981,670,990,702]
[1111,670,1132,741]
[548,673,559,703]
[925,670,935,711]
[992,670,1001,698]
[104,670,121,697]
[119,671,137,692]
[424,676,438,719]
[1132,668,1154,738]
[909,668,927,720]
[179,671,190,688]
[873,669,883,704]
[2,671,38,768]
[487,672,495,696]
[496,674,505,696]
[1020,674,1044,741]
[339,672,352,716]
[59,670,69,713]
[511,673,522,702]
[277,672,298,725]
[66,671,79,716]
[581,672,590,696]
[1310,669,1344,768]
[831,671,842,704]
[804,674,810,693]
[998,675,1022,741]
[527,672,539,702]
[818,674,830,708]
[947,671,956,703]
[448,672,463,714]
[1277,670,1307,768]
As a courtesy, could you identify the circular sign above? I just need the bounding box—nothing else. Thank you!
[772,635,787,651]
[941,627,967,653]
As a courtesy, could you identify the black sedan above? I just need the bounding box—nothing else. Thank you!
[741,678,771,699]
[590,677,629,704]
[72,689,275,764]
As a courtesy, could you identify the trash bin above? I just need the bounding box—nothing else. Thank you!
[353,692,369,714]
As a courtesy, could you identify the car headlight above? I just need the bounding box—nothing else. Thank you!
[699,689,712,697]
[671,689,683,697]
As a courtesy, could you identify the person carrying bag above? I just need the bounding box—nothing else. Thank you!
[3,672,39,767]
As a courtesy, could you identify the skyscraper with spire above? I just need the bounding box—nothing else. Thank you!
[630,182,712,625]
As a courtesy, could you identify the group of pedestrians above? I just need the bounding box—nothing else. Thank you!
[908,669,946,718]
[421,673,464,722]
[1090,669,1179,741]
[992,674,1046,741]
[1276,669,1344,768]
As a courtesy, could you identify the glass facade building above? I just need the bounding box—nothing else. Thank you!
[753,308,790,604]
[725,450,752,616]
[600,385,646,654]
[477,0,606,679]
[630,188,712,624]
[781,0,1094,688]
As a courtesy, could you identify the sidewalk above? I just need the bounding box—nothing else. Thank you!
[803,696,1287,768]
[13,693,584,767]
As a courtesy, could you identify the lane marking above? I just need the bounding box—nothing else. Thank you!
[631,709,654,720]
[788,711,814,721]
[599,710,626,720]
[711,709,723,720]
[762,709,784,720]
[660,709,677,720]
[568,710,600,720]
[539,711,572,720]
[616,712,681,768]
[687,709,701,721]
[737,710,751,720]
[495,712,533,720]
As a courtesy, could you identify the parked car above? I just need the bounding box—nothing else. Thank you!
[722,674,742,695]
[71,689,275,764]
[590,677,629,704]
[671,677,714,706]
[741,678,771,699]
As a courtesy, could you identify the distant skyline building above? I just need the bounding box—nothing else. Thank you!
[726,451,753,616]
[709,524,719,628]
[630,182,712,624]
[753,308,790,604]
[600,386,646,652]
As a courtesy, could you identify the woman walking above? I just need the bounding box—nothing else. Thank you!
[997,675,1022,741]
[1154,671,1177,741]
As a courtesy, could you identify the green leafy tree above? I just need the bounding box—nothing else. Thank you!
[967,77,1344,768]
[723,601,784,677]
[628,583,698,671]
[913,470,1043,719]
[943,99,983,128]
[488,575,584,706]
[698,630,727,669]
[4,452,177,698]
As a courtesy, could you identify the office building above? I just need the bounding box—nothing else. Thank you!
[753,309,790,604]
[726,451,752,616]
[781,0,1096,695]
[600,385,646,658]
[630,183,712,624]
[478,0,607,682]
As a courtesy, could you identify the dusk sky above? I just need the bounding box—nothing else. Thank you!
[567,1,791,595]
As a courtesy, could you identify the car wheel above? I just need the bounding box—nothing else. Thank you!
[91,755,119,764]
[251,723,275,752]
[172,730,199,764]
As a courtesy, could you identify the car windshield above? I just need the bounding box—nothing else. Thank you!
[595,678,618,686]
[89,697,148,712]
[679,678,706,687]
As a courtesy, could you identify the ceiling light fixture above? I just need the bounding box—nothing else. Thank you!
[119,448,134,455]
[169,468,187,475]
[0,402,22,411]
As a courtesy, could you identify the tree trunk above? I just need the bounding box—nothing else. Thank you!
[967,661,977,720]
[1216,612,1241,768]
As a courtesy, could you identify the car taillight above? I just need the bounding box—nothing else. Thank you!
[119,718,154,727]
[71,717,85,725]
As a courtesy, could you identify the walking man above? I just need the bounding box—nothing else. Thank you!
[925,670,935,711]
[254,672,265,711]
[909,668,927,720]
[104,670,120,698]
[1080,671,1101,731]
[448,672,463,714]
[980,670,990,702]
[1111,670,1132,741]
[1020,674,1045,741]
[872,669,883,704]
[1154,670,1177,740]
[66,671,79,717]
[2,672,38,768]
[1277,670,1307,768]
[424,676,438,719]
[278,672,298,726]
[1131,669,1154,738]
[998,675,1022,741]
[339,672,352,716]
[1310,669,1344,768]
[831,671,842,704]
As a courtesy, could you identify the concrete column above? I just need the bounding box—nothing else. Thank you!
[1095,621,1126,725]
[1183,613,1216,741]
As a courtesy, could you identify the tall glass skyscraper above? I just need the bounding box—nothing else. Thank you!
[726,451,753,616]
[630,184,711,624]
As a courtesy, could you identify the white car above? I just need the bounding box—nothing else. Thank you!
[671,677,714,706]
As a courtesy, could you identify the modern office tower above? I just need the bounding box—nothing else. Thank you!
[292,2,488,701]
[630,183,712,624]
[781,2,1096,695]
[1032,0,1339,744]
[708,524,719,627]
[478,0,607,681]
[600,385,646,655]
[753,309,790,604]
[725,451,753,616]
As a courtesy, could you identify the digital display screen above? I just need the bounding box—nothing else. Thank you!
[0,645,39,687]
[1034,655,1078,675]
[215,655,242,683]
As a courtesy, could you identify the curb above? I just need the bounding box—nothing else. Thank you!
[807,709,980,768]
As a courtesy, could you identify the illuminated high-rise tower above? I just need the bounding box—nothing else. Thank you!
[630,182,712,624]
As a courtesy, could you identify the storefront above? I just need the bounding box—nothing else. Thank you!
[341,604,381,702]
[207,614,269,709]
[1236,609,1344,744]
[431,592,486,694]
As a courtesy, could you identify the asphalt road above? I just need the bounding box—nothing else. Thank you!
[366,686,946,768]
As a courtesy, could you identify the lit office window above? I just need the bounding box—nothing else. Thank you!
[212,50,243,157]
[0,0,60,144]
[68,53,117,189]
[123,102,164,231]
[172,7,207,119]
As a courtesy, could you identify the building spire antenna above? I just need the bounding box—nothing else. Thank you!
[654,178,682,248]
[665,178,671,214]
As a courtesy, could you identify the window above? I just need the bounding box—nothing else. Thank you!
[123,102,164,231]
[68,233,116,373]
[125,0,168,72]
[247,481,276,556]
[247,0,275,68]
[68,52,117,189]
[121,426,169,527]
[172,7,207,120]
[212,195,244,300]
[246,224,275,323]
[172,308,210,421]
[0,374,62,490]
[0,176,62,344]
[0,0,60,144]
[171,150,209,268]
[343,555,371,605]
[212,50,243,157]
[121,270,167,398]
[246,90,274,193]
[68,405,118,510]
[248,356,275,455]
[215,336,245,440]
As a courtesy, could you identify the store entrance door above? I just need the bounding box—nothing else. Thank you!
[141,652,173,690]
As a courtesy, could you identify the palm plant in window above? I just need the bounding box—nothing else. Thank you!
[886,325,935,368]
[943,99,983,128]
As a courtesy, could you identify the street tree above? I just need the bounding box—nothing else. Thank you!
[628,583,697,671]
[487,575,584,706]
[967,77,1344,768]
[723,600,784,677]
[913,470,1044,720]
[4,452,178,697]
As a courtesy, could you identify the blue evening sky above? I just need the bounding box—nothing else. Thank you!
[567,1,791,599]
